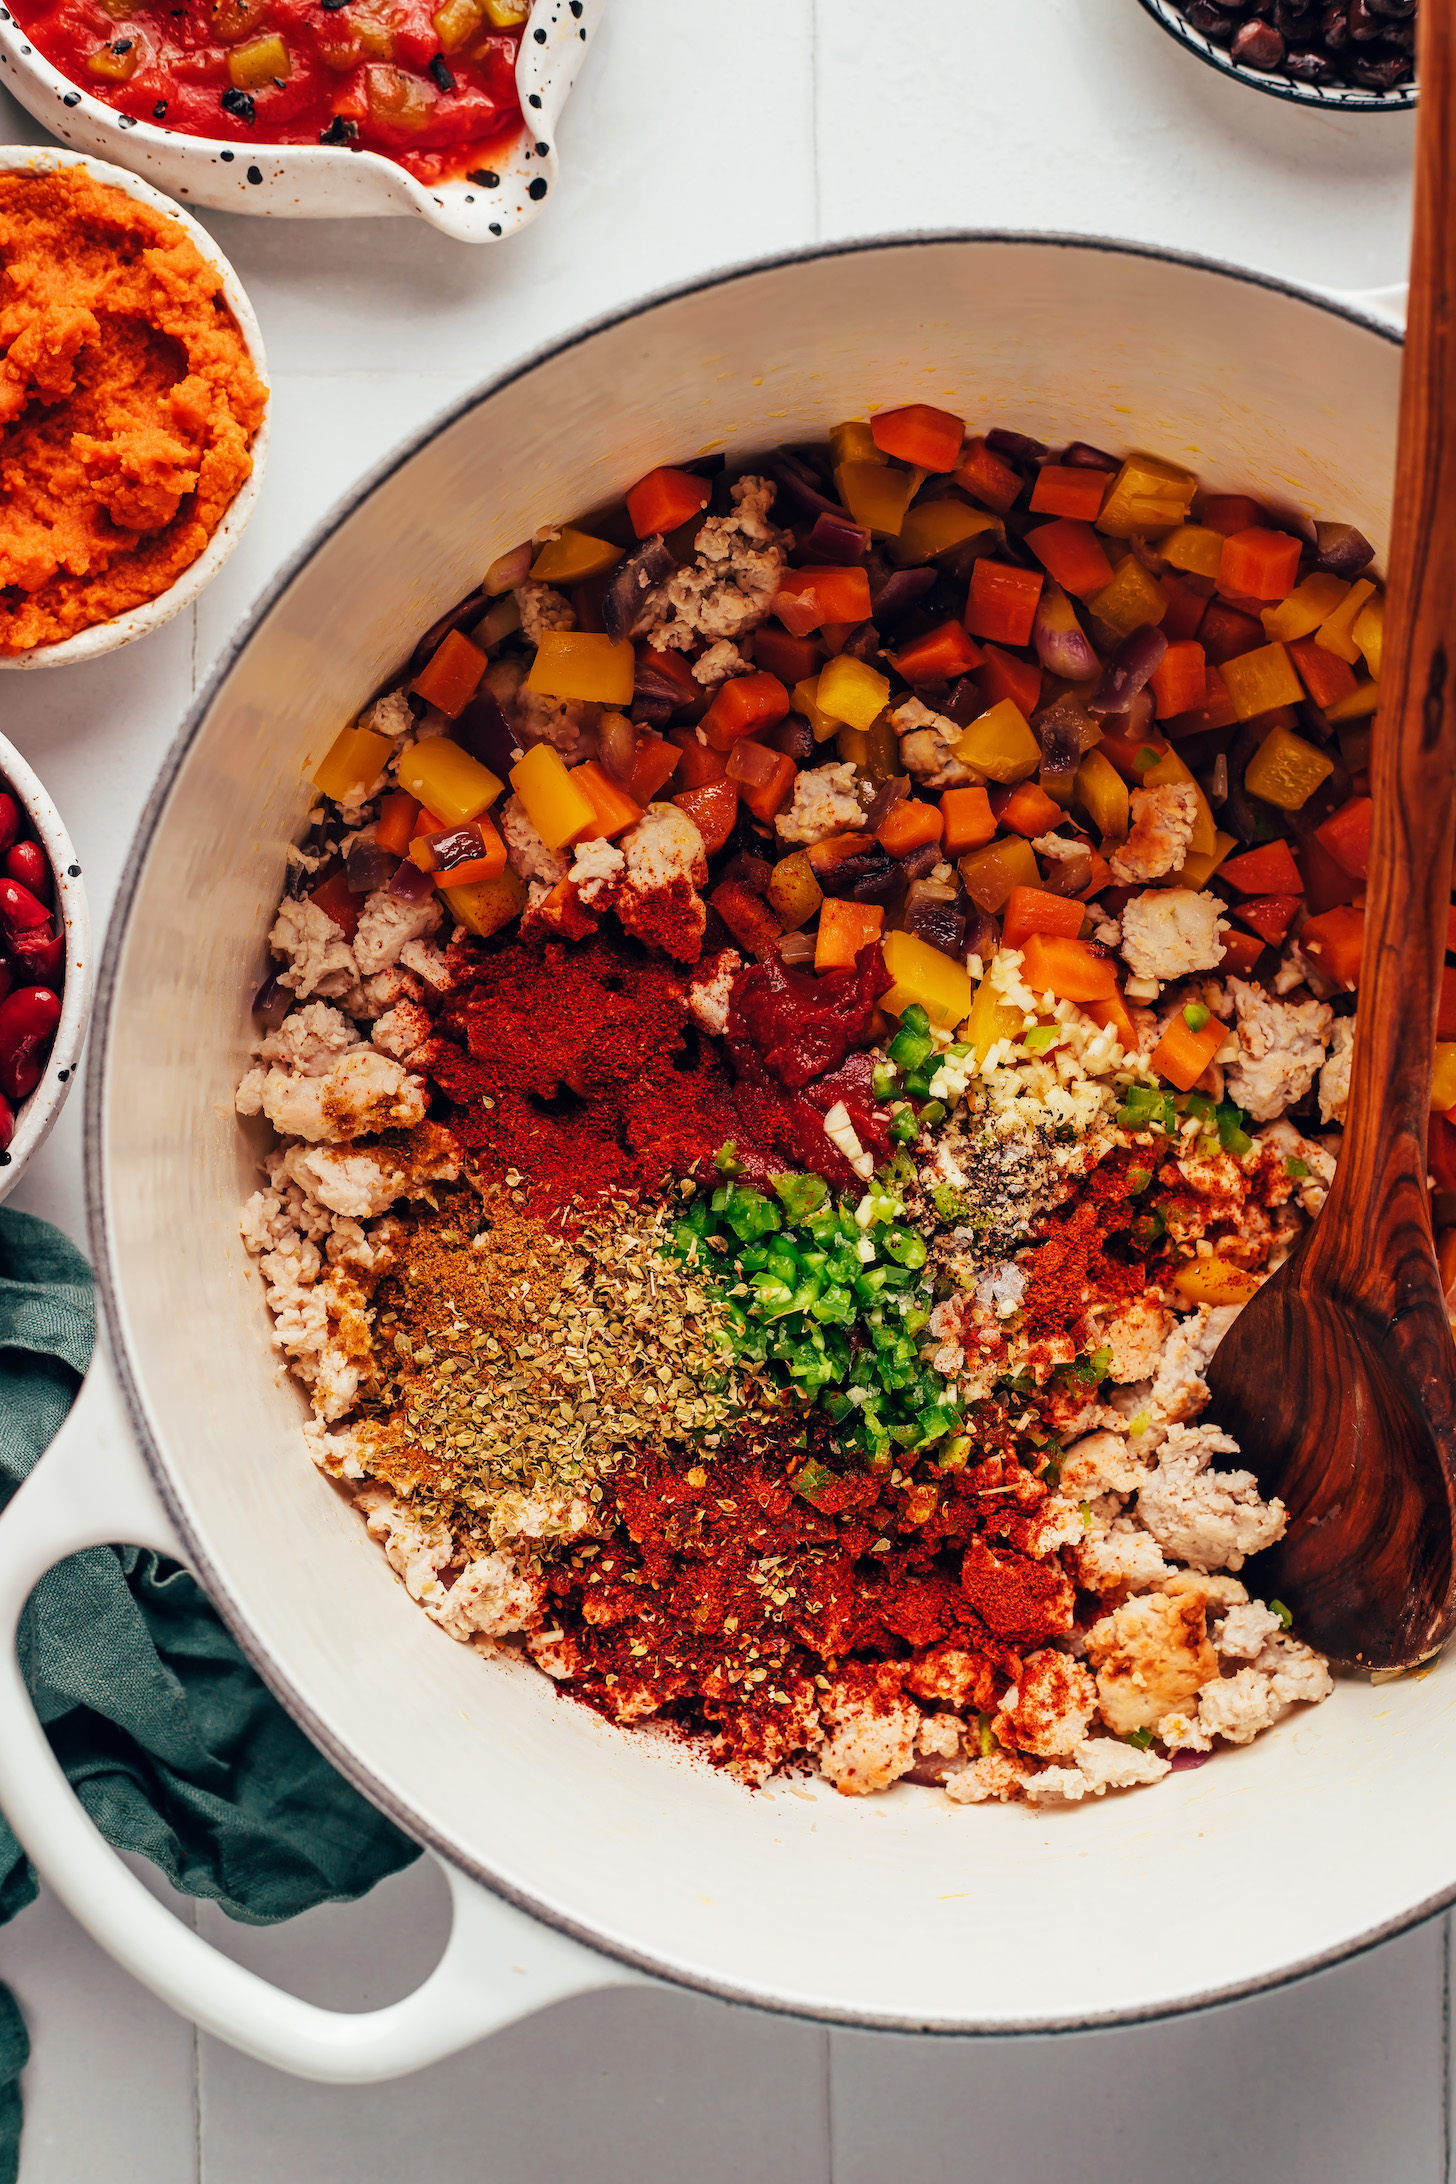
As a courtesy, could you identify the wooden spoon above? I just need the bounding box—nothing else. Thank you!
[1204,2,1456,1672]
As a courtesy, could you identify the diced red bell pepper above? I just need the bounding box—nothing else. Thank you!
[1159,572,1210,643]
[976,642,1042,718]
[627,734,681,805]
[771,566,873,637]
[1199,601,1266,667]
[309,870,361,942]
[1201,494,1264,537]
[953,437,1022,516]
[753,626,823,685]
[411,629,487,719]
[870,403,965,470]
[1297,830,1362,915]
[375,791,420,857]
[727,742,799,823]
[1150,640,1208,721]
[1301,904,1366,990]
[1314,795,1373,880]
[700,670,791,752]
[1217,928,1266,977]
[892,620,985,683]
[1097,729,1169,782]
[999,783,1064,838]
[1233,893,1301,946]
[673,777,738,855]
[1029,465,1109,521]
[965,560,1044,647]
[1218,839,1304,896]
[1289,637,1359,712]
[1165,665,1238,739]
[625,466,712,539]
[1002,885,1086,949]
[1217,527,1303,602]
[1026,518,1114,600]
[667,728,728,789]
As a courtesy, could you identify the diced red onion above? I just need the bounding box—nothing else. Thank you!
[1127,536,1167,578]
[634,654,694,710]
[896,842,942,885]
[765,716,815,764]
[252,973,293,1028]
[603,537,676,642]
[807,511,870,565]
[1091,626,1169,713]
[344,838,400,895]
[869,565,937,624]
[598,710,639,785]
[986,427,1047,462]
[944,677,988,729]
[426,824,488,874]
[1124,687,1156,739]
[1033,693,1094,778]
[484,541,533,595]
[1169,1750,1210,1772]
[903,881,966,958]
[1033,588,1101,681]
[1313,521,1375,579]
[850,853,904,905]
[410,589,487,673]
[717,851,773,897]
[726,739,782,790]
[777,929,816,966]
[1038,846,1093,897]
[964,907,999,964]
[1062,441,1120,473]
[453,688,518,777]
[389,860,436,903]
[863,776,910,833]
[1207,753,1229,806]
[767,452,843,521]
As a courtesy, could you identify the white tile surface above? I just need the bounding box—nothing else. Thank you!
[0,0,1440,2178]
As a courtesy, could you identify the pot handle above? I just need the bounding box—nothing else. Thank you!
[0,1345,645,2083]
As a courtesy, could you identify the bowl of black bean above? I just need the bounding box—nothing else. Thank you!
[1136,0,1417,106]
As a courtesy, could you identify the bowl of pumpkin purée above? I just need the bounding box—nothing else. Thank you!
[0,145,268,667]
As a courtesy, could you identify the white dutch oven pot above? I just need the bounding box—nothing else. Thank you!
[0,237,1432,2080]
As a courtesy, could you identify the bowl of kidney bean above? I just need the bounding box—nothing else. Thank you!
[1137,0,1417,106]
[0,732,92,1202]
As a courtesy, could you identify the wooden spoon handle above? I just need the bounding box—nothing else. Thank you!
[1321,0,1456,1273]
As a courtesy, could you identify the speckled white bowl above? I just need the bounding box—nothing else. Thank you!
[1136,0,1417,110]
[0,731,92,1203]
[0,0,599,241]
[0,142,268,672]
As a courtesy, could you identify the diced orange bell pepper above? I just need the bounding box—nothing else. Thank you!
[1201,494,1264,537]
[953,438,1022,516]
[1288,637,1359,712]
[412,628,488,719]
[940,785,997,855]
[976,642,1043,718]
[1234,894,1301,946]
[999,782,1064,838]
[1018,931,1117,1003]
[754,627,823,685]
[625,466,711,539]
[309,869,361,942]
[1002,885,1085,949]
[1158,573,1209,644]
[870,402,965,471]
[1026,518,1114,600]
[733,746,799,824]
[1151,1010,1225,1093]
[891,620,985,683]
[1315,795,1373,880]
[711,880,783,960]
[1173,1258,1260,1307]
[876,799,944,857]
[410,809,507,888]
[1199,601,1265,667]
[1300,903,1365,989]
[1083,987,1139,1054]
[572,759,644,841]
[815,898,885,974]
[627,734,681,805]
[1218,928,1267,977]
[667,728,727,788]
[1217,527,1303,603]
[375,791,420,857]
[1150,640,1208,721]
[700,670,791,752]
[965,559,1044,647]
[771,566,874,637]
[1029,465,1109,522]
[1219,839,1304,896]
[1166,664,1238,737]
[673,777,738,855]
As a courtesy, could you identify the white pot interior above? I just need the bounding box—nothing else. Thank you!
[92,236,1437,2033]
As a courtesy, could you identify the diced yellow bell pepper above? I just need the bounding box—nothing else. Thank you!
[526,631,636,706]
[442,867,527,939]
[829,421,885,469]
[1313,577,1376,664]
[818,653,891,732]
[1172,829,1238,890]
[1141,749,1218,858]
[528,528,625,586]
[1096,453,1197,539]
[951,698,1040,783]
[432,0,480,46]
[509,744,597,851]
[880,929,975,1031]
[1086,555,1168,637]
[1243,723,1335,811]
[312,723,392,804]
[1260,572,1350,644]
[228,30,289,84]
[1325,679,1380,724]
[1353,592,1384,679]
[395,739,504,826]
[958,835,1039,912]
[1159,525,1226,580]
[86,37,140,76]
[836,461,913,538]
[481,0,528,24]
[1434,1045,1456,1112]
[794,675,841,744]
[1220,641,1305,723]
[766,850,823,931]
[836,719,899,785]
[1074,747,1131,840]
[889,500,998,568]
[964,967,1028,1061]
[1172,1258,1260,1307]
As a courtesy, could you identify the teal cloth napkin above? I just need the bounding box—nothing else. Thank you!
[0,1208,421,2184]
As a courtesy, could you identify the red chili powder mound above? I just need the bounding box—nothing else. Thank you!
[1016,1153,1147,1346]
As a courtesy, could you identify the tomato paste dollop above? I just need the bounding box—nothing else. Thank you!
[7,0,524,185]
